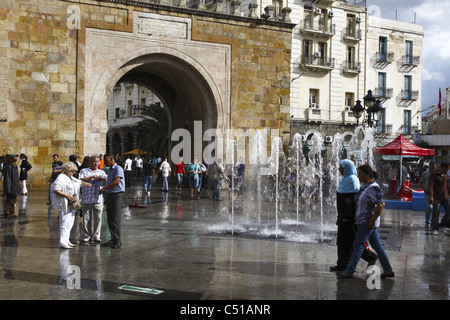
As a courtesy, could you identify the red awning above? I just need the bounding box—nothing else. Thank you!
[373,134,436,156]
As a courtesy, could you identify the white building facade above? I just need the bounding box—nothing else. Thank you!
[106,0,425,154]
[366,16,423,145]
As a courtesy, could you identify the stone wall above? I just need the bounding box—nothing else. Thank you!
[0,0,294,189]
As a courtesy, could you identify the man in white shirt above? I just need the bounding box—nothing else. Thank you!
[124,156,133,188]
[159,156,171,192]
[79,155,107,243]
[135,155,143,177]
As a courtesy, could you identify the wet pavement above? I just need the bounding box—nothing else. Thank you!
[0,180,449,304]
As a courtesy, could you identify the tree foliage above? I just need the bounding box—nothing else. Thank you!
[138,104,169,157]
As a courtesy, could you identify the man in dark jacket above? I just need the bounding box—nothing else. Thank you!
[429,162,450,234]
[3,154,20,219]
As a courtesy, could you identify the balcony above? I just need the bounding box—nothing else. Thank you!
[374,51,394,69]
[343,27,362,42]
[343,108,356,124]
[374,87,393,103]
[402,54,420,67]
[301,55,335,72]
[343,61,361,75]
[300,19,336,38]
[401,89,419,101]
[307,106,323,123]
[313,0,335,4]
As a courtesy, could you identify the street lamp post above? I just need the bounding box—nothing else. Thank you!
[352,90,384,128]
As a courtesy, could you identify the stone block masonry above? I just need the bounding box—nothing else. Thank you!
[0,0,294,189]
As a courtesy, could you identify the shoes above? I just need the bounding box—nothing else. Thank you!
[100,240,114,247]
[444,227,450,234]
[60,243,75,249]
[93,238,102,243]
[111,242,121,249]
[6,215,18,220]
[82,238,90,243]
[336,271,353,279]
[329,265,345,272]
[425,223,431,229]
[381,271,395,279]
[101,240,121,248]
[432,230,439,235]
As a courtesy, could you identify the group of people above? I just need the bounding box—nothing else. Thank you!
[1,154,32,219]
[49,153,124,249]
[418,161,450,234]
[332,160,394,279]
[332,159,450,279]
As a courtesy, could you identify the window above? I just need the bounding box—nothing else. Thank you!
[347,46,355,67]
[303,40,313,63]
[405,40,413,64]
[404,75,412,99]
[378,36,387,61]
[127,100,132,117]
[377,109,386,133]
[403,110,411,134]
[347,14,356,37]
[318,42,327,64]
[309,89,319,108]
[378,72,386,97]
[345,92,354,110]
[272,0,283,20]
[115,108,120,119]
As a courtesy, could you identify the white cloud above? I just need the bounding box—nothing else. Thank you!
[422,67,445,83]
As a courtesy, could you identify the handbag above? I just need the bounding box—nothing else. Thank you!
[68,178,82,211]
[68,196,82,211]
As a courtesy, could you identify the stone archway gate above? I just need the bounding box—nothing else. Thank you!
[0,0,294,188]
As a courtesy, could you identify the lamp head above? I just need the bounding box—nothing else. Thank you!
[364,90,375,108]
[352,100,364,119]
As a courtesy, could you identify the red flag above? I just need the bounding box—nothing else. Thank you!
[438,88,442,116]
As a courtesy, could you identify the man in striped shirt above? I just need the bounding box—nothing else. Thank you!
[79,155,107,243]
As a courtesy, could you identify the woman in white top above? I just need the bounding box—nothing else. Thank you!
[52,162,91,249]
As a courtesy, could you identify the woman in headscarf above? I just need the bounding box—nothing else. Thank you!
[330,160,377,272]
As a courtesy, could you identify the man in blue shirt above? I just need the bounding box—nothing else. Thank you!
[99,153,125,249]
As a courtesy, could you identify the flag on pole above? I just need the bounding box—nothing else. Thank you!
[438,87,442,116]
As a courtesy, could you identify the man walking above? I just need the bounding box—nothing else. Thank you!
[124,155,133,189]
[419,162,436,229]
[159,156,171,192]
[79,155,107,243]
[99,153,125,249]
[429,162,450,235]
[3,154,20,219]
[212,158,226,200]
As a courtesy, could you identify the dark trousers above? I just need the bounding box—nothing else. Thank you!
[104,192,123,244]
[125,170,132,188]
[4,194,17,217]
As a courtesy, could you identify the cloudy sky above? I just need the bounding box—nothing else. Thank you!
[366,0,449,115]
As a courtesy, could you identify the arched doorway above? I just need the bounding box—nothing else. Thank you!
[84,32,230,160]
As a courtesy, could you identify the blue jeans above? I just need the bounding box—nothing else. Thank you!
[431,198,450,231]
[345,223,393,276]
[48,179,56,204]
[162,177,168,191]
[144,176,153,192]
[189,176,198,189]
[212,179,223,199]
[424,193,433,224]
